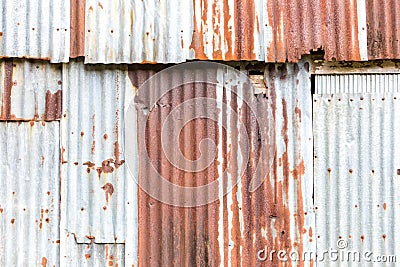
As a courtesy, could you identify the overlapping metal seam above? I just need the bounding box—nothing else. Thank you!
[0,59,62,121]
[314,92,400,266]
[0,122,60,267]
[0,0,70,63]
[60,59,137,266]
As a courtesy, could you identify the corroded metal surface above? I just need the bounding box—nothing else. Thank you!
[0,59,62,121]
[0,122,60,267]
[0,0,70,62]
[70,0,86,58]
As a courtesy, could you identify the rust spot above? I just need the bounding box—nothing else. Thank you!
[83,161,95,168]
[86,235,95,240]
[361,235,365,242]
[56,240,60,244]
[103,206,107,211]
[47,191,50,196]
[0,207,3,213]
[44,90,62,120]
[349,169,353,174]
[101,159,114,173]
[45,218,50,223]
[102,183,114,202]
[85,254,91,259]
[81,131,84,136]
[328,168,331,173]
[104,133,108,140]
[11,218,15,224]
[383,234,386,239]
[41,257,47,267]
[98,2,103,9]
[383,203,387,210]
[74,162,79,165]
[1,61,14,120]
[397,169,400,175]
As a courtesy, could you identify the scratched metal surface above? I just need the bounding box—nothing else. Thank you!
[0,121,60,267]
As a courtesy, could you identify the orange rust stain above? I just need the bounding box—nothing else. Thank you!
[1,61,13,120]
[11,218,15,224]
[61,147,67,164]
[102,183,114,203]
[103,133,108,140]
[81,131,84,136]
[383,203,387,210]
[98,2,103,9]
[85,254,91,259]
[309,227,313,237]
[114,141,125,168]
[91,115,96,154]
[41,257,47,267]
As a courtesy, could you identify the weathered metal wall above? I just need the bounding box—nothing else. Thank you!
[0,59,62,121]
[315,74,400,94]
[314,92,400,266]
[366,0,400,60]
[60,59,137,266]
[134,59,314,265]
[0,0,70,62]
[81,0,368,63]
[0,122,60,267]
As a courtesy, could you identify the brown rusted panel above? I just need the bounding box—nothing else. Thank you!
[44,90,62,120]
[366,0,400,59]
[70,0,86,58]
[266,0,362,62]
[138,81,221,266]
[1,60,13,120]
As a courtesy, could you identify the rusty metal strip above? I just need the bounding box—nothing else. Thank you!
[70,0,86,58]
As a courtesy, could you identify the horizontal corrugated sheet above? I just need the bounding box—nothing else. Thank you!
[60,59,137,266]
[315,74,400,94]
[131,60,314,265]
[366,0,400,60]
[0,59,62,121]
[314,93,400,266]
[83,0,367,63]
[0,121,60,267]
[0,0,70,62]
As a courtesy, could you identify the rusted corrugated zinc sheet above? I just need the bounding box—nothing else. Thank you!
[130,59,314,265]
[60,59,137,266]
[70,0,86,58]
[314,92,400,266]
[82,0,368,63]
[366,0,400,60]
[0,0,70,62]
[0,122,60,267]
[0,59,62,121]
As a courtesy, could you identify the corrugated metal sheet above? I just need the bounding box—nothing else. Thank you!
[130,59,314,265]
[0,121,60,267]
[83,0,367,64]
[314,93,400,266]
[0,59,62,121]
[0,0,70,63]
[366,0,400,60]
[60,59,137,266]
[70,0,86,58]
[315,74,400,94]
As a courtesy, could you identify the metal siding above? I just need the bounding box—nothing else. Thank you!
[0,0,70,63]
[314,93,400,266]
[83,0,366,64]
[134,59,314,265]
[60,59,137,266]
[70,0,86,58]
[315,74,400,94]
[0,122,60,267]
[366,0,400,60]
[0,59,62,121]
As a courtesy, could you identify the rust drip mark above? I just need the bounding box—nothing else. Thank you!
[114,141,125,168]
[41,257,47,267]
[294,106,302,123]
[44,90,62,120]
[41,156,45,167]
[70,0,86,57]
[98,2,103,9]
[91,115,96,154]
[1,61,14,120]
[61,147,67,164]
[102,183,114,203]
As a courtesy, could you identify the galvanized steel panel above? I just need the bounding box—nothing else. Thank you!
[0,121,60,267]
[83,0,367,63]
[0,59,62,121]
[60,59,137,266]
[314,93,400,266]
[315,74,400,94]
[0,0,70,62]
[132,59,314,265]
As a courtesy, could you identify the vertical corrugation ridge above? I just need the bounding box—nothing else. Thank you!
[0,122,60,267]
[367,0,400,60]
[0,0,70,62]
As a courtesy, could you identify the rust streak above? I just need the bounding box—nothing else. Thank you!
[102,183,114,203]
[1,61,13,120]
[70,0,86,57]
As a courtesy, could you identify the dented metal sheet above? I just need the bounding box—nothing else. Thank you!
[0,59,62,121]
[314,93,400,266]
[366,0,400,60]
[0,0,70,62]
[83,0,367,63]
[0,122,60,267]
[133,59,314,265]
[60,59,137,266]
[315,74,400,94]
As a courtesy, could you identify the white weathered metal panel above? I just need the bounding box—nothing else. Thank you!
[0,121,60,267]
[316,74,400,94]
[0,59,62,121]
[60,59,137,267]
[314,93,400,266]
[0,0,70,62]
